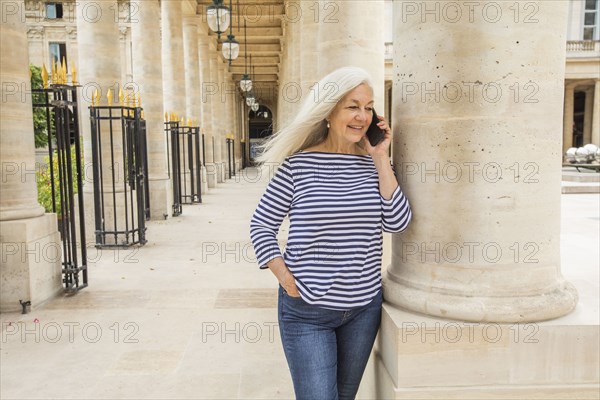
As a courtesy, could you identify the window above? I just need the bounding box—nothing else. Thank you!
[49,42,67,70]
[46,2,63,19]
[583,0,598,40]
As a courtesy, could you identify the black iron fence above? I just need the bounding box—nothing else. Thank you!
[165,121,204,216]
[32,84,88,292]
[89,105,149,247]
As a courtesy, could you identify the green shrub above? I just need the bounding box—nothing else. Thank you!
[30,65,52,149]
[37,145,81,214]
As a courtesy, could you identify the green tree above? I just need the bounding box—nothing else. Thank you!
[30,64,52,148]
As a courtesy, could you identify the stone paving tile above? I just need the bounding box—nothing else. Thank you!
[0,166,598,399]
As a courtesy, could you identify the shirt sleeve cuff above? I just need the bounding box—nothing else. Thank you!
[258,252,283,270]
[381,185,401,206]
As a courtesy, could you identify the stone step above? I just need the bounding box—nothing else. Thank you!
[374,304,600,400]
[561,181,600,194]
[562,167,600,183]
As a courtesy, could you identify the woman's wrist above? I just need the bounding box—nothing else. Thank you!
[371,153,391,167]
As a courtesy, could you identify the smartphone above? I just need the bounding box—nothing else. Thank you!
[366,109,385,147]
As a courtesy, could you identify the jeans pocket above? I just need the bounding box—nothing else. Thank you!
[280,285,303,301]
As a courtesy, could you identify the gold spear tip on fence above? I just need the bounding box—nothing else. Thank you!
[60,57,67,84]
[92,89,98,106]
[95,89,101,105]
[193,119,198,127]
[187,118,191,127]
[180,117,185,126]
[71,62,78,85]
[165,112,169,122]
[119,87,124,106]
[107,88,113,106]
[51,60,57,85]
[41,64,49,89]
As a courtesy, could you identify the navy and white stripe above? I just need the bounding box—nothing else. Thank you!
[250,151,412,310]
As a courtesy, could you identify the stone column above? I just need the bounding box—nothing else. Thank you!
[290,0,302,108]
[583,87,593,145]
[182,16,201,197]
[161,0,186,117]
[226,72,237,174]
[119,26,130,85]
[198,26,212,191]
[216,62,226,182]
[207,52,220,186]
[234,94,241,171]
[593,79,600,145]
[300,1,318,102]
[277,34,289,129]
[375,2,581,397]
[563,84,575,152]
[285,19,297,125]
[317,0,385,116]
[77,0,127,245]
[183,17,201,123]
[1,0,61,312]
[241,98,249,166]
[131,0,171,220]
[388,0,577,324]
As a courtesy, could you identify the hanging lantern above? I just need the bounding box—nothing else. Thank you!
[239,21,252,91]
[240,74,252,92]
[245,91,256,107]
[207,0,230,39]
[222,34,240,64]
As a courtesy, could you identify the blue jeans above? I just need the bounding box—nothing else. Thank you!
[278,286,382,400]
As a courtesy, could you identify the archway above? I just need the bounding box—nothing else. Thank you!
[248,105,273,165]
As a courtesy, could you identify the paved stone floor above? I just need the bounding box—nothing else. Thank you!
[1,167,598,399]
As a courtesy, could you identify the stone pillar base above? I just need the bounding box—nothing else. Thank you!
[148,176,172,220]
[217,162,226,183]
[384,274,579,323]
[371,303,599,399]
[0,214,62,313]
[200,165,209,194]
[82,188,140,247]
[206,162,218,188]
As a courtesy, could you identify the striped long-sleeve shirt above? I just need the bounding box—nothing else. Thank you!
[250,151,412,310]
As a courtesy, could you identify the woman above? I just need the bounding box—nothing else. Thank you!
[249,66,412,400]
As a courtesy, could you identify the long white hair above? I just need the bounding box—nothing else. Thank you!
[255,66,374,166]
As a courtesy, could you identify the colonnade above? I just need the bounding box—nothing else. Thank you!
[0,1,587,396]
[0,0,243,313]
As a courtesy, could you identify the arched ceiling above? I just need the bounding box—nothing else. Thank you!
[196,0,285,105]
